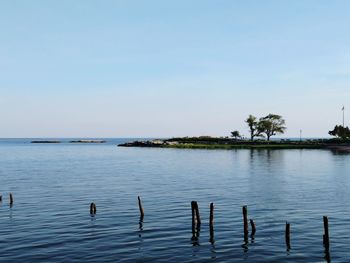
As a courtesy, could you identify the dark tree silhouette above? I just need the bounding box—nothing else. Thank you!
[230,130,241,140]
[245,115,263,141]
[259,114,286,141]
[329,125,350,140]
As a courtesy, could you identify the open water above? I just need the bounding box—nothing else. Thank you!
[0,138,349,262]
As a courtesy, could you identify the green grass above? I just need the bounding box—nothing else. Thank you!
[160,143,324,150]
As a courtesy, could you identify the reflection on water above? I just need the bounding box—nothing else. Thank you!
[0,140,350,262]
[330,148,350,155]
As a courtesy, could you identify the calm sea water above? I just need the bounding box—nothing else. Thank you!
[0,138,349,262]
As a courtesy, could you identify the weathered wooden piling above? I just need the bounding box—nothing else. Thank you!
[242,206,248,235]
[209,203,214,242]
[9,193,13,206]
[191,201,196,237]
[209,203,214,227]
[90,202,96,215]
[250,219,256,235]
[194,201,201,226]
[323,216,330,250]
[0,195,2,202]
[285,222,291,249]
[138,196,144,219]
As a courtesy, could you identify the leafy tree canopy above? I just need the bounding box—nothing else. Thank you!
[328,125,350,140]
[245,115,263,141]
[230,130,241,140]
[259,114,286,141]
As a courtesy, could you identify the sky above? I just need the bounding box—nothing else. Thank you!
[1,0,350,138]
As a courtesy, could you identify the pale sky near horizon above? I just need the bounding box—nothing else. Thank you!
[1,1,350,138]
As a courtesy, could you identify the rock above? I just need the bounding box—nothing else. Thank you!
[70,140,106,143]
[31,141,61,143]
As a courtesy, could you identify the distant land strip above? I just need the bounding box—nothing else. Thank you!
[118,137,350,150]
[31,140,106,144]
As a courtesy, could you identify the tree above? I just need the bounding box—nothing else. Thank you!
[259,114,286,141]
[328,125,350,140]
[245,115,263,141]
[231,130,241,140]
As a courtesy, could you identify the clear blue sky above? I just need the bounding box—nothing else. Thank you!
[1,0,349,138]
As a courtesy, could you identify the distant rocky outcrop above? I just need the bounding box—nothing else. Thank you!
[31,140,61,143]
[117,137,332,150]
[70,140,106,143]
[118,139,176,147]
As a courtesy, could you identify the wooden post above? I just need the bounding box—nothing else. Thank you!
[209,203,214,243]
[9,193,13,206]
[323,216,330,250]
[138,196,144,219]
[194,201,201,226]
[285,222,291,249]
[250,219,256,235]
[191,201,196,238]
[90,202,96,215]
[0,195,2,202]
[209,203,214,227]
[242,206,248,235]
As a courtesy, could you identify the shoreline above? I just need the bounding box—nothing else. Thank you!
[118,137,350,150]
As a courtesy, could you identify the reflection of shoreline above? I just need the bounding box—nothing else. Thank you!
[328,145,350,152]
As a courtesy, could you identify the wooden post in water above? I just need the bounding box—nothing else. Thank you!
[191,201,196,238]
[242,206,249,235]
[285,222,291,249]
[250,219,256,235]
[323,216,330,250]
[138,196,144,220]
[9,193,13,206]
[90,202,96,215]
[194,201,201,226]
[209,203,214,242]
[0,195,2,202]
[209,203,214,227]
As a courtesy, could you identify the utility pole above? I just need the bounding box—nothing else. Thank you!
[299,129,302,142]
[342,106,345,127]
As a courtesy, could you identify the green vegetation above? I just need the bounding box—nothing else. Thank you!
[230,130,241,140]
[119,136,329,150]
[245,115,263,141]
[259,114,286,141]
[329,125,350,140]
[243,114,286,141]
[118,113,350,151]
[159,143,323,150]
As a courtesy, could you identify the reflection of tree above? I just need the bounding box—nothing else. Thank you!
[330,149,350,156]
[249,149,283,169]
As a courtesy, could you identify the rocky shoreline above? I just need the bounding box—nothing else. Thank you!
[118,137,350,151]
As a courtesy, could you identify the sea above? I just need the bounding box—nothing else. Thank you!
[0,138,349,262]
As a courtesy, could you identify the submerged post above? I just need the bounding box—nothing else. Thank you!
[138,196,144,219]
[9,193,13,206]
[323,216,330,250]
[194,201,201,226]
[209,203,214,242]
[90,202,96,215]
[191,201,196,238]
[285,222,291,249]
[250,219,256,235]
[209,203,214,227]
[242,206,248,235]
